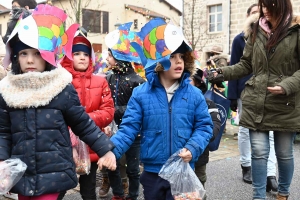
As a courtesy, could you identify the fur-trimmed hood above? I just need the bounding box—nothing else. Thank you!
[0,67,72,108]
[243,13,300,38]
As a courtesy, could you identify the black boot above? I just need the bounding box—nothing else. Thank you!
[241,165,252,184]
[266,176,278,192]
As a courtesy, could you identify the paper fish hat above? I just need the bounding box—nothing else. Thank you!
[3,4,79,68]
[131,18,192,71]
[105,22,142,64]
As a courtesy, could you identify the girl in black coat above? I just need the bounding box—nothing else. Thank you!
[0,5,116,200]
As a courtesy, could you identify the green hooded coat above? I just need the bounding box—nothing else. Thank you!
[222,14,300,132]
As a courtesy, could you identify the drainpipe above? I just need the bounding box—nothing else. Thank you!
[227,0,231,55]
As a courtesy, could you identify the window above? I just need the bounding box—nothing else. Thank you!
[208,4,222,32]
[134,19,138,29]
[82,9,109,34]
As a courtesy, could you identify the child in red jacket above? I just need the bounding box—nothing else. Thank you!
[60,31,114,200]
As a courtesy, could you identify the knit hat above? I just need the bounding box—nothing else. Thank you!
[72,36,91,56]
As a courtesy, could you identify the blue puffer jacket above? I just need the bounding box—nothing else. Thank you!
[111,71,213,173]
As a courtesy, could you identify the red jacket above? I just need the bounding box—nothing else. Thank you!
[61,57,114,162]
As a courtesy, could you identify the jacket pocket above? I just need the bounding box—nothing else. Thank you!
[176,129,192,149]
[241,76,256,102]
[140,130,163,162]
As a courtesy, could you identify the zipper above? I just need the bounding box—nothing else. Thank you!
[169,104,172,157]
[115,74,119,106]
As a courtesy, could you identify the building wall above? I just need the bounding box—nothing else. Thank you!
[184,0,300,64]
[51,0,181,52]
[0,12,10,38]
[0,0,181,52]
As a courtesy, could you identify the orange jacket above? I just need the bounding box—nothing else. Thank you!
[61,57,114,162]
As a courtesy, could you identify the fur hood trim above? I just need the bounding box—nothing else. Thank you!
[0,67,72,108]
[243,13,300,38]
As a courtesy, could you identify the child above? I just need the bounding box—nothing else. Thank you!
[59,31,114,200]
[99,22,145,200]
[191,68,221,199]
[0,4,116,200]
[99,18,213,199]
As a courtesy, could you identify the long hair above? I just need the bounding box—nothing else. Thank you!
[10,53,54,75]
[252,0,293,50]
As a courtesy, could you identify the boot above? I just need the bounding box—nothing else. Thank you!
[276,194,289,200]
[241,165,252,184]
[122,181,129,196]
[266,176,278,192]
[99,177,110,197]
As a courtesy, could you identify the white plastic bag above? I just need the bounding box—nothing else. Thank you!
[0,158,27,195]
[159,150,205,200]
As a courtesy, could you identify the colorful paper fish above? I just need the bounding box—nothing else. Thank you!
[131,18,192,71]
[3,4,79,68]
[94,52,108,74]
[105,22,142,64]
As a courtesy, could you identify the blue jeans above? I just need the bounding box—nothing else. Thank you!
[249,130,295,199]
[237,99,276,176]
[108,137,141,199]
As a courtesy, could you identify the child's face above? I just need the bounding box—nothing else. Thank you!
[19,48,46,73]
[161,53,185,81]
[106,51,117,67]
[72,51,89,72]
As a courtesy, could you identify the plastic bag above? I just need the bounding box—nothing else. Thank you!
[230,110,239,126]
[73,136,91,175]
[0,158,27,195]
[159,150,205,200]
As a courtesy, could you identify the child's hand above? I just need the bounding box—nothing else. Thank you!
[97,151,116,171]
[103,126,112,137]
[178,148,192,162]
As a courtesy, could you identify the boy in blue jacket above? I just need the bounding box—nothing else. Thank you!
[98,19,213,199]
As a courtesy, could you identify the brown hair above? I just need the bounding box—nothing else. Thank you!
[155,51,196,75]
[252,0,292,50]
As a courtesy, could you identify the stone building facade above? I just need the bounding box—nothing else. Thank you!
[183,0,300,64]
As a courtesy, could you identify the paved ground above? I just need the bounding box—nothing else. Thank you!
[2,120,300,199]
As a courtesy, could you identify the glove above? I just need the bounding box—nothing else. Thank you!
[230,99,238,112]
[206,68,224,84]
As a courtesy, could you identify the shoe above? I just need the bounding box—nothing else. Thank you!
[276,194,289,200]
[111,196,125,200]
[241,165,252,184]
[122,181,129,196]
[266,176,278,192]
[233,133,238,140]
[4,193,18,200]
[99,177,110,197]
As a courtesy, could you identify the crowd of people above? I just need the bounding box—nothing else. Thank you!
[0,0,299,200]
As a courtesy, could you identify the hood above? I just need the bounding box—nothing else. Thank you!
[61,56,93,78]
[243,13,300,38]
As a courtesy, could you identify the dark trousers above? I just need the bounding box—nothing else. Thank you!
[140,171,173,200]
[79,162,98,200]
[108,138,141,199]
[57,162,98,200]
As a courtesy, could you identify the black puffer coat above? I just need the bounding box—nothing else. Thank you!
[0,67,114,196]
[195,98,221,166]
[106,66,145,126]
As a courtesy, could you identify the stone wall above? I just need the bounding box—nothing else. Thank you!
[183,0,300,63]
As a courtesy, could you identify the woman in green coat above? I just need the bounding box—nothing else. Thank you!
[209,0,299,199]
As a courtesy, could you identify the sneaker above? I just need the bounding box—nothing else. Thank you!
[122,181,129,196]
[4,193,18,200]
[99,177,110,197]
